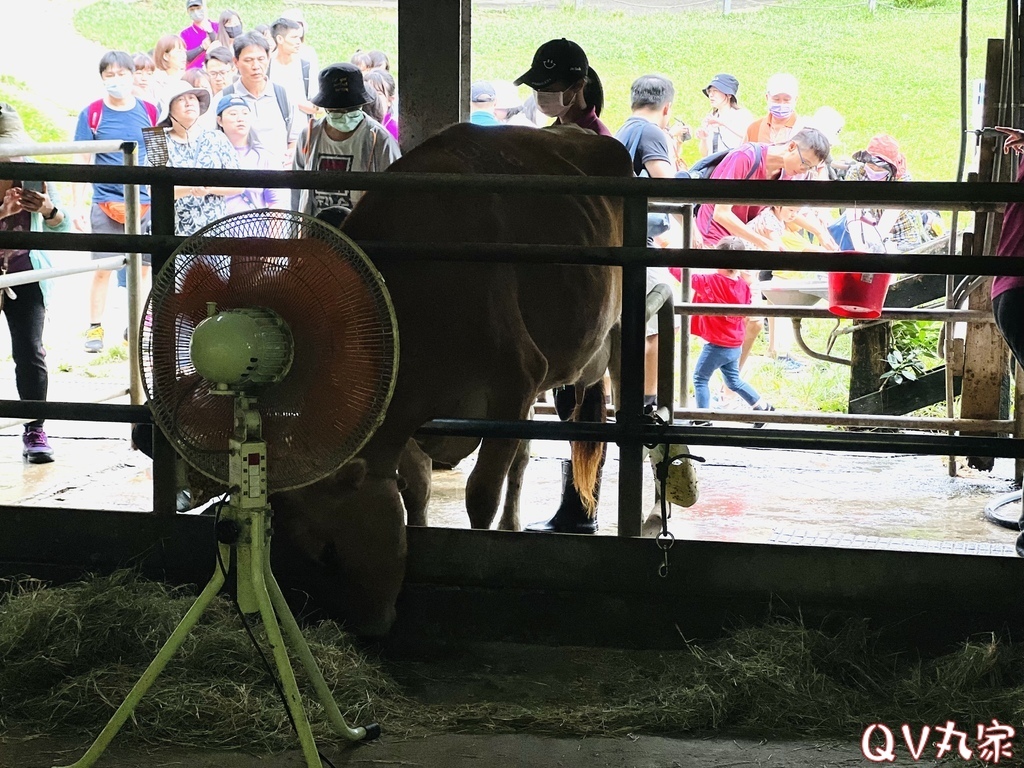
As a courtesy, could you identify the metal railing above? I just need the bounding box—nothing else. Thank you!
[1,159,1023,534]
[0,141,146,430]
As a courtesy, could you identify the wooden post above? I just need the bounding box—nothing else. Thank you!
[847,322,890,413]
[962,38,1010,472]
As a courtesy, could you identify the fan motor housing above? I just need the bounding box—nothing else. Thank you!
[190,308,294,388]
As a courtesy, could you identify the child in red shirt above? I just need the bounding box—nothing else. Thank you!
[691,237,774,426]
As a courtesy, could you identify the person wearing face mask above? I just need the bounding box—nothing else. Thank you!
[153,80,242,236]
[834,134,925,253]
[293,63,400,219]
[745,73,804,144]
[180,0,219,71]
[214,9,244,52]
[72,50,159,353]
[514,38,610,137]
[696,74,753,157]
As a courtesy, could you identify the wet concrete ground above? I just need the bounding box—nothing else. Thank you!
[1,251,1020,554]
[1,414,1019,556]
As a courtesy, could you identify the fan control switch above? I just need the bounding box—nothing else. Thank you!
[229,440,268,508]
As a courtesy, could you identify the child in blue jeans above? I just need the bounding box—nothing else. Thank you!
[691,237,774,426]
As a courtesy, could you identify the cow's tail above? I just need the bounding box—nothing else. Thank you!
[570,379,607,516]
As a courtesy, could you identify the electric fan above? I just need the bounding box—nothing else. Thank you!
[59,210,399,768]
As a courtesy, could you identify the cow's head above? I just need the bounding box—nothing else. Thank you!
[271,459,407,637]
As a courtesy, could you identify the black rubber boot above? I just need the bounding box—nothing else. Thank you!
[526,457,602,534]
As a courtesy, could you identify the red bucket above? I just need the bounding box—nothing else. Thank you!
[827,272,893,319]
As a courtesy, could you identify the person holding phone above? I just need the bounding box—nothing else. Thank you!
[0,103,70,463]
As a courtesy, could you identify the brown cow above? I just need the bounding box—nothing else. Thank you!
[271,123,631,636]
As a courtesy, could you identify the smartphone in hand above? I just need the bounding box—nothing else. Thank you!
[21,180,44,194]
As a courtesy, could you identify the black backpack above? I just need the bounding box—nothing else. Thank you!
[677,145,763,181]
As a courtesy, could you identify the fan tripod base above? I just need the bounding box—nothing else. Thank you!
[54,502,380,768]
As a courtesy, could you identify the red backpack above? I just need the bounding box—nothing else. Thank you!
[86,99,159,135]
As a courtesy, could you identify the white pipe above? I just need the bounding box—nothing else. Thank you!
[0,256,126,289]
[0,140,131,158]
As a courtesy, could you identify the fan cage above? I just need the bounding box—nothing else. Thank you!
[142,210,399,492]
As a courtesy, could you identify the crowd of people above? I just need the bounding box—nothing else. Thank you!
[0,16,958,474]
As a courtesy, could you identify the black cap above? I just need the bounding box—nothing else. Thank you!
[703,74,739,98]
[310,63,375,110]
[514,39,588,90]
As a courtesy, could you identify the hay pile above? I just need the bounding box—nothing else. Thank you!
[2,572,1023,750]
[0,572,404,750]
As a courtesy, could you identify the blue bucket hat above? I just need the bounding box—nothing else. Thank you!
[703,74,739,98]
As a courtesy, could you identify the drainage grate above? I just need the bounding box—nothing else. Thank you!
[768,528,1019,557]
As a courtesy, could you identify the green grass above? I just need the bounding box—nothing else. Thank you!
[76,0,1005,181]
[0,76,66,145]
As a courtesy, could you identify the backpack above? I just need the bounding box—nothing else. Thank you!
[86,99,159,135]
[267,58,311,101]
[224,82,293,138]
[677,146,762,181]
[684,145,765,221]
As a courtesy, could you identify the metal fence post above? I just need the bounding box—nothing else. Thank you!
[678,204,693,407]
[122,143,144,406]
[617,196,648,538]
[149,180,178,517]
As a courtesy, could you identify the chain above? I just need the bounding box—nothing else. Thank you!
[645,408,704,579]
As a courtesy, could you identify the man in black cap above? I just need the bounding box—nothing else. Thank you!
[468,81,500,127]
[293,63,400,217]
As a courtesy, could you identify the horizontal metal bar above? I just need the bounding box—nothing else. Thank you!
[671,408,1011,432]
[0,255,126,289]
[532,403,1011,432]
[0,399,151,423]
[0,389,134,430]
[0,141,135,158]
[3,232,1023,278]
[7,161,1024,207]
[676,302,994,323]
[416,418,1024,458]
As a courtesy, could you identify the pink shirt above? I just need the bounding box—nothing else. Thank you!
[180,22,219,70]
[993,162,1024,298]
[695,143,768,247]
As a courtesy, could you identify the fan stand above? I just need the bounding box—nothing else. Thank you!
[57,396,379,768]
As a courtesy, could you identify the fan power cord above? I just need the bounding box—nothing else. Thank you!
[213,496,339,768]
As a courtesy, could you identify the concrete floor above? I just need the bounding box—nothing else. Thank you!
[1,416,1019,555]
[1,249,1020,554]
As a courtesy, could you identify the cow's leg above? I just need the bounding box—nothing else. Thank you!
[466,436,524,529]
[398,439,432,527]
[498,434,530,531]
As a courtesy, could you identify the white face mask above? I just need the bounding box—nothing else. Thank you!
[325,109,365,133]
[534,89,572,118]
[103,77,134,100]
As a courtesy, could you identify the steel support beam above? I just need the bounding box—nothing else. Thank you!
[398,0,466,151]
